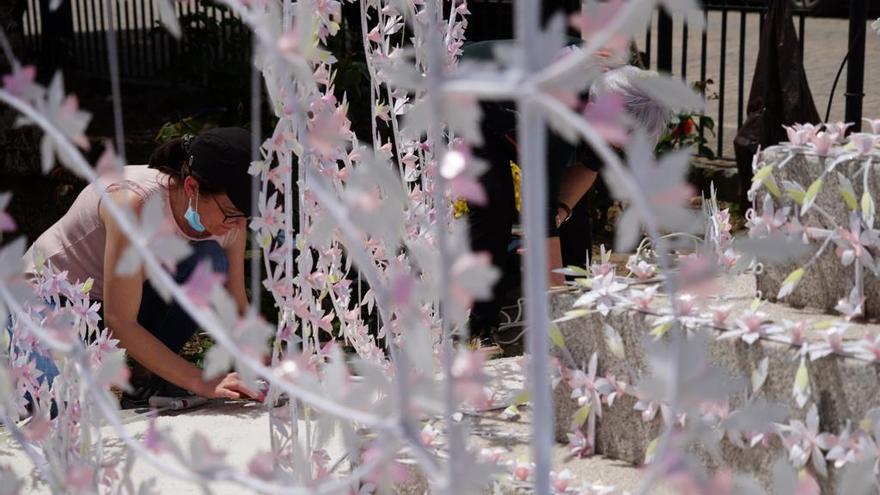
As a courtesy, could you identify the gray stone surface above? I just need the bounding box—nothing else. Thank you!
[1,358,659,494]
[688,157,739,203]
[395,358,667,494]
[754,146,880,317]
[3,400,347,494]
[551,273,880,490]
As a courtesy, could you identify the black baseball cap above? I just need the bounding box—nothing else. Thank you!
[188,127,254,216]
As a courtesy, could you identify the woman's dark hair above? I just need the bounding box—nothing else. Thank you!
[148,128,253,214]
[148,137,223,194]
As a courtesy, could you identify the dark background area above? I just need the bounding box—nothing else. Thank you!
[1,0,873,246]
[1,0,584,245]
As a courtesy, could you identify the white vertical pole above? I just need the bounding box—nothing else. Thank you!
[250,36,262,313]
[421,1,460,492]
[514,0,553,493]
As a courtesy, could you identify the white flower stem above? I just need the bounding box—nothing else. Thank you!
[514,1,553,492]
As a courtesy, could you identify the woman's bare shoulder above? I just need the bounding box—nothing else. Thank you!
[98,188,147,227]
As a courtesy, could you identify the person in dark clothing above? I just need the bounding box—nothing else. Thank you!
[462,41,671,345]
[462,40,602,344]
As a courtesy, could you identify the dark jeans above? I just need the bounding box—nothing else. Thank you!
[16,240,229,390]
[136,240,229,354]
[467,132,575,339]
[559,195,593,269]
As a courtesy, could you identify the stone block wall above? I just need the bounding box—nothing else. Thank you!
[754,146,880,317]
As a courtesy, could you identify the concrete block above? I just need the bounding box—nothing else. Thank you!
[551,273,880,490]
[754,146,880,317]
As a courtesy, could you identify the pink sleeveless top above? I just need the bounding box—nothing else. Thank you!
[23,166,236,301]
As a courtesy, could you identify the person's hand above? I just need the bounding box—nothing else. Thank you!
[196,372,263,401]
[555,208,567,229]
[555,202,572,229]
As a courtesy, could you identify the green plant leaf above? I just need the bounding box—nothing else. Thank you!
[563,265,590,277]
[793,358,810,408]
[549,324,567,349]
[752,164,774,183]
[698,145,716,159]
[753,165,781,197]
[785,186,805,205]
[777,268,805,299]
[802,177,823,213]
[645,436,660,464]
[650,322,671,339]
[554,308,593,323]
[573,404,591,427]
[841,187,859,210]
[814,320,836,330]
[837,172,859,210]
[862,191,875,226]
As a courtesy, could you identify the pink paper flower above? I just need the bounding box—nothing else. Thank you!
[183,260,226,307]
[2,65,38,99]
[849,132,877,155]
[0,193,17,233]
[808,131,835,156]
[862,118,880,134]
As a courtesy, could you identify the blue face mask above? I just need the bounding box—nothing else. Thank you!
[184,190,207,233]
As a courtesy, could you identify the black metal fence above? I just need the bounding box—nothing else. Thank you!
[20,0,870,160]
[19,0,585,80]
[20,0,251,83]
[643,3,806,159]
[643,0,870,159]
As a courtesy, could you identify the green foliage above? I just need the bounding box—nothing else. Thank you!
[152,1,372,143]
[149,3,251,98]
[148,2,257,140]
[655,79,718,160]
[155,116,215,143]
[656,112,716,159]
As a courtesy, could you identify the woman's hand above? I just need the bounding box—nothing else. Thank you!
[196,372,263,401]
[555,202,573,229]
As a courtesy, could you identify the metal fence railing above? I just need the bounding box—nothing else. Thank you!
[21,0,251,83]
[643,0,869,160]
[20,0,869,161]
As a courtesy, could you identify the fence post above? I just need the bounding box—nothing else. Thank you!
[845,0,867,131]
[38,0,74,69]
[657,8,673,73]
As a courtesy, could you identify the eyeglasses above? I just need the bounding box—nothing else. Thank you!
[212,196,247,225]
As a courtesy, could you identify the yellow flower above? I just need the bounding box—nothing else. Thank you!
[510,161,522,212]
[450,161,522,217]
[453,198,470,218]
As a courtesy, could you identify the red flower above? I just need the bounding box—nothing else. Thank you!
[672,117,694,138]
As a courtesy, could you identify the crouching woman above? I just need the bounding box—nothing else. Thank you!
[22,127,260,405]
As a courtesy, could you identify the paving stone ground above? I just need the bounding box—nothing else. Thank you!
[1,359,660,494]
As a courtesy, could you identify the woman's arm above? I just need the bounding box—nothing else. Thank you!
[558,165,598,216]
[223,228,249,315]
[101,191,255,399]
